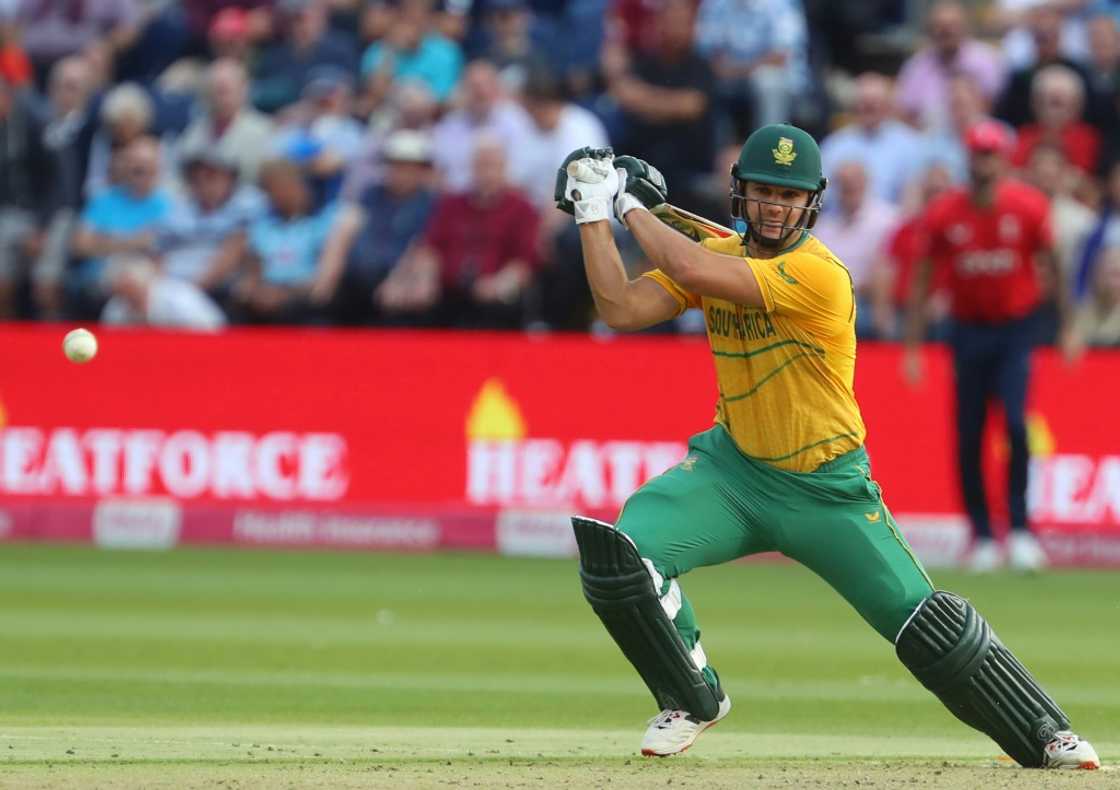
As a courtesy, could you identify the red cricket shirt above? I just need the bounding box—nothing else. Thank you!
[920,179,1052,323]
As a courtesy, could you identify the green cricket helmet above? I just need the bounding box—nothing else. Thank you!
[729,123,828,246]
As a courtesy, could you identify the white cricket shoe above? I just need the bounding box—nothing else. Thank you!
[967,538,1003,573]
[1043,730,1101,770]
[640,695,731,757]
[1008,531,1048,572]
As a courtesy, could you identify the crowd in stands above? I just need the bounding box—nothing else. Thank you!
[1,0,1119,344]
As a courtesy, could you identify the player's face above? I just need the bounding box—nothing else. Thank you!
[744,182,809,241]
[968,150,1003,186]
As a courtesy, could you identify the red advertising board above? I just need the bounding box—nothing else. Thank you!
[1,324,1117,564]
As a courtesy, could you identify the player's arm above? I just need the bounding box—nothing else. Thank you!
[558,147,680,331]
[1037,248,1080,361]
[625,208,765,309]
[577,220,681,331]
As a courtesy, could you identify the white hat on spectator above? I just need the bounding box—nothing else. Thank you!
[381,129,433,164]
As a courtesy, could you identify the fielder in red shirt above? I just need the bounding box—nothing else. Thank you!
[905,120,1075,572]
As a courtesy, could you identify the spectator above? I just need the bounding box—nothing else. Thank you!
[512,65,609,330]
[1010,64,1100,174]
[920,74,1001,185]
[609,0,661,55]
[895,1,1005,132]
[71,136,172,309]
[360,0,462,105]
[694,0,810,131]
[344,78,438,200]
[1023,142,1098,287]
[820,73,926,206]
[358,0,395,50]
[602,0,715,205]
[207,7,259,63]
[157,146,265,289]
[0,73,59,318]
[186,0,275,53]
[992,0,1096,70]
[314,128,436,322]
[33,56,91,317]
[685,142,745,228]
[512,66,608,214]
[1070,160,1120,305]
[1085,12,1120,140]
[873,162,955,340]
[1071,245,1120,347]
[101,255,227,330]
[473,0,552,89]
[380,135,538,328]
[430,59,532,191]
[42,56,91,155]
[811,160,899,337]
[77,36,114,95]
[273,65,364,203]
[84,82,169,199]
[995,3,1093,128]
[16,0,141,84]
[232,158,337,322]
[251,0,358,114]
[177,58,274,186]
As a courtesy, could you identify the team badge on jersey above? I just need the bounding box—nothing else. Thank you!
[948,223,971,246]
[772,137,797,166]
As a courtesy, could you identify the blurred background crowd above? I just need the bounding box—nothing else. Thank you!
[1,0,1119,342]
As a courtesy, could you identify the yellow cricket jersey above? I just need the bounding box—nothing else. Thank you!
[643,231,866,472]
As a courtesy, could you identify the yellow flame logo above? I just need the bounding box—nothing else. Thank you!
[465,378,527,440]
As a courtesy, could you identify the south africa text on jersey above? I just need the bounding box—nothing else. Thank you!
[706,305,777,341]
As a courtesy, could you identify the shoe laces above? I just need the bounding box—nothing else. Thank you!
[1045,730,1079,752]
[647,710,686,729]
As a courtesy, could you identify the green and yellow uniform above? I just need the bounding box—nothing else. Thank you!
[646,231,863,472]
[562,129,1085,766]
[622,231,933,692]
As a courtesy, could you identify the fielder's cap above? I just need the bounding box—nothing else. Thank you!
[209,7,249,40]
[381,129,433,163]
[965,120,1013,155]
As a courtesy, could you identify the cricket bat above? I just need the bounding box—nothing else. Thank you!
[650,204,736,242]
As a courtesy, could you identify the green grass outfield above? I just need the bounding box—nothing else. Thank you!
[1,544,1117,788]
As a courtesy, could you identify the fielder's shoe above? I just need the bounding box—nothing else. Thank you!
[1043,730,1101,770]
[967,538,1003,573]
[1008,530,1048,572]
[640,695,731,757]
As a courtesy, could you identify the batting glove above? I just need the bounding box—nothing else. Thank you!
[555,146,619,224]
[613,155,668,227]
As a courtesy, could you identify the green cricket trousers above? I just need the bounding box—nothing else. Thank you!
[615,424,935,691]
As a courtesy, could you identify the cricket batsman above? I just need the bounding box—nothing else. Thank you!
[552,124,1100,768]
